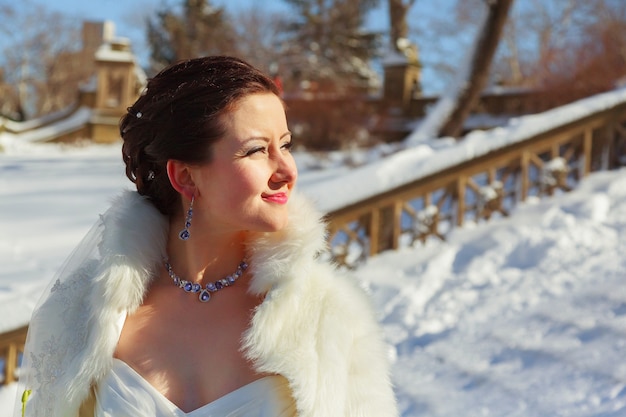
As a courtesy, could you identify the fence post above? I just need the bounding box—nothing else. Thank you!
[520,151,530,201]
[583,127,593,176]
[369,209,380,256]
[392,201,403,250]
[5,343,17,384]
[456,176,466,227]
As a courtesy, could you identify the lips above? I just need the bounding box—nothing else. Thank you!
[262,192,289,204]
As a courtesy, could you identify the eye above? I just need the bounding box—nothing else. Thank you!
[244,146,267,157]
[281,141,293,151]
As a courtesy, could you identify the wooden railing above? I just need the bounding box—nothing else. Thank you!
[1,94,625,385]
[326,99,626,268]
[0,325,27,386]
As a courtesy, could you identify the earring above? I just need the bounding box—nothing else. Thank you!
[178,195,194,241]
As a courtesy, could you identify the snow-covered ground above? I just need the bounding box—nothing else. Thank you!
[1,86,626,415]
[1,140,625,416]
[367,168,626,416]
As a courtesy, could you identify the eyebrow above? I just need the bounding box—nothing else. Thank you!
[242,131,292,144]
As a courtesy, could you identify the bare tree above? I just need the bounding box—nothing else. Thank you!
[490,0,625,102]
[0,1,87,119]
[491,14,523,85]
[231,6,285,75]
[533,0,625,100]
[404,0,513,144]
[491,0,580,88]
[436,0,514,139]
[146,0,240,73]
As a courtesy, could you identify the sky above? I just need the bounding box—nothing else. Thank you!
[1,81,626,415]
[22,0,390,57]
[14,0,457,93]
[24,0,391,29]
[24,0,295,68]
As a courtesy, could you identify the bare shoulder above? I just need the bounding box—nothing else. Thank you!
[113,281,265,410]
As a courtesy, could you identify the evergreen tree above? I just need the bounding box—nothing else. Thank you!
[279,0,381,96]
[146,0,239,73]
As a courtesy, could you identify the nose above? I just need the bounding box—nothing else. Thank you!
[270,150,297,187]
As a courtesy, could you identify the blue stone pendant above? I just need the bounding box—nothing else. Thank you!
[199,289,211,302]
[179,229,190,240]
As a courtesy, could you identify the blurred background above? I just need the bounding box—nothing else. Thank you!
[1,0,624,150]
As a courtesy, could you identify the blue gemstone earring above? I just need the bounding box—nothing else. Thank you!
[178,195,194,241]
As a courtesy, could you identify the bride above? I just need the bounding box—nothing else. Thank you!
[16,56,398,417]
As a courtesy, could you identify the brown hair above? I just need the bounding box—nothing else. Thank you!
[120,56,280,215]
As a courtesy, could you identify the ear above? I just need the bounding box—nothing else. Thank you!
[166,160,195,201]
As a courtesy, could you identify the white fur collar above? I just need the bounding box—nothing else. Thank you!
[97,189,328,301]
[97,189,327,305]
[24,190,397,417]
[244,191,328,295]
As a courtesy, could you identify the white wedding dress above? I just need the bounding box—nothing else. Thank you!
[94,359,297,417]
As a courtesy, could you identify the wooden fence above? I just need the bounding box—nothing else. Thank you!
[0,325,27,385]
[1,95,625,386]
[326,100,626,267]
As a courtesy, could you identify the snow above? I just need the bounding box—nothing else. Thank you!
[366,171,626,415]
[95,38,135,63]
[1,95,626,415]
[0,106,78,134]
[0,107,92,145]
[307,86,626,213]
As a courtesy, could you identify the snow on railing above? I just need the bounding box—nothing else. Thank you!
[322,89,626,268]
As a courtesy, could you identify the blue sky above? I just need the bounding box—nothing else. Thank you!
[28,0,294,24]
[27,1,390,59]
[27,0,390,43]
[25,1,297,57]
[20,0,455,93]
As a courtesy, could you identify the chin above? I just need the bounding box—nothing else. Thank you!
[264,220,289,233]
[258,214,290,233]
[256,206,290,232]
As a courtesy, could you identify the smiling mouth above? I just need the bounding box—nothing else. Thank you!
[262,192,288,204]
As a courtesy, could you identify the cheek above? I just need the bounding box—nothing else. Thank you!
[229,165,267,195]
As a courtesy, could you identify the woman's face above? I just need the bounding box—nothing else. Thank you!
[190,92,297,234]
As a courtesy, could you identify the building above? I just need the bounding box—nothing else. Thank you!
[0,21,145,144]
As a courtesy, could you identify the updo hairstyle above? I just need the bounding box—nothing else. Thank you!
[120,56,280,215]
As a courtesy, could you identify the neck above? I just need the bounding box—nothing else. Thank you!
[165,216,247,286]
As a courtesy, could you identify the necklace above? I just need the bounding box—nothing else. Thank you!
[164,259,248,303]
